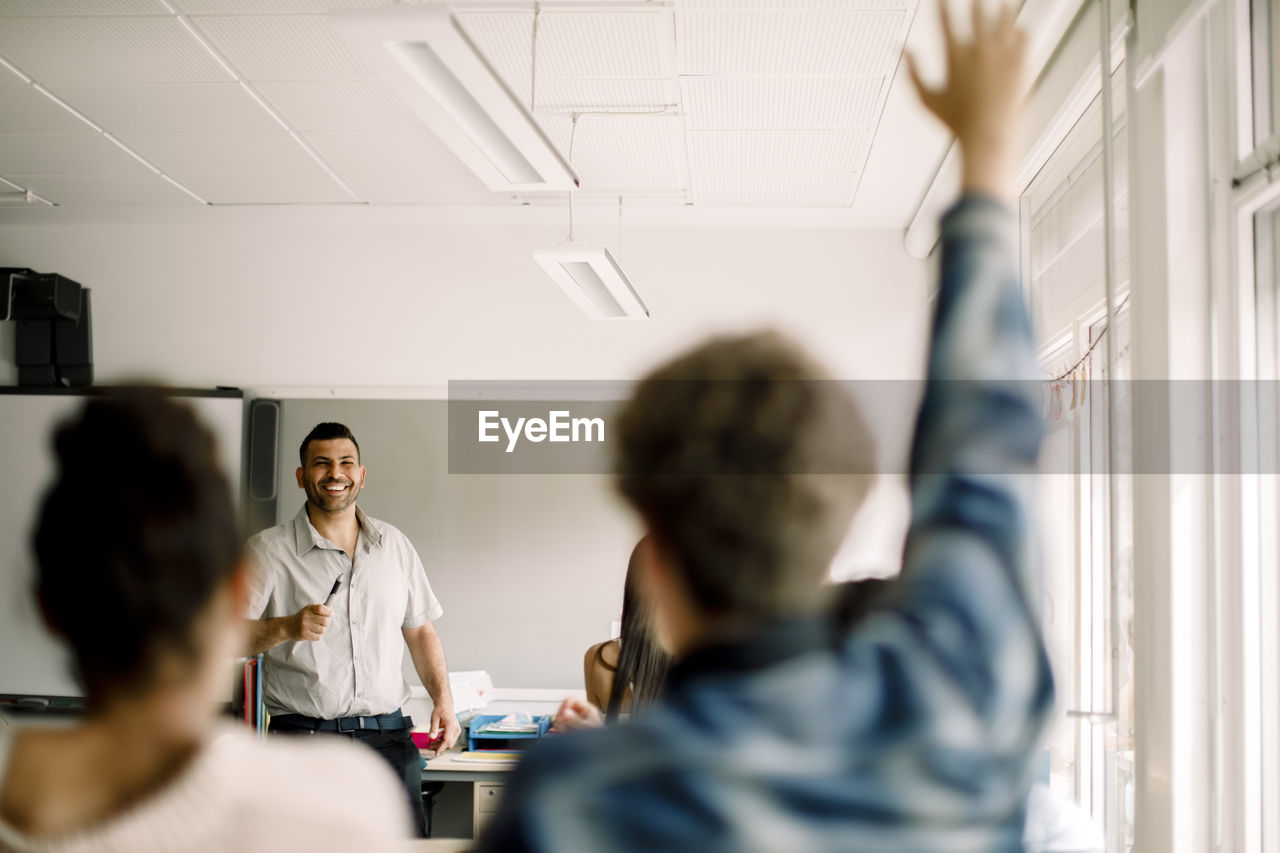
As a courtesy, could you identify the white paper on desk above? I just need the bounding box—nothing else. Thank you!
[448,670,492,713]
[476,712,539,734]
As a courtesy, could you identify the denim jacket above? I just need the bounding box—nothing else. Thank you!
[478,196,1054,853]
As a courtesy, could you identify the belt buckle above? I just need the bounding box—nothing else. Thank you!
[337,717,358,733]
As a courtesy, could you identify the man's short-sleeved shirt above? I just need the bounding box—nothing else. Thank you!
[245,504,443,719]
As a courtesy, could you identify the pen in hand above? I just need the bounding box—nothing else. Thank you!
[323,577,342,607]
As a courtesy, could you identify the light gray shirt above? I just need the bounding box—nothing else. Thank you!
[245,504,443,719]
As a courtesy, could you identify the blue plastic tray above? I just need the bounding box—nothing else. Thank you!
[467,714,551,752]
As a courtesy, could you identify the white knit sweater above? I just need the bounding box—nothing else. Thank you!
[0,725,410,852]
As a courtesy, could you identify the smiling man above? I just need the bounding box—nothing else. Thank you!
[244,422,460,838]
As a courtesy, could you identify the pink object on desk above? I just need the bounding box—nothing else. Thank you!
[411,731,446,750]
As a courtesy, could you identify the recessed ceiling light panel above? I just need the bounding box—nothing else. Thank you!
[533,245,649,320]
[331,7,578,192]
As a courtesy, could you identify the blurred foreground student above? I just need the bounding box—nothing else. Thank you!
[832,580,1104,853]
[0,391,410,851]
[479,3,1054,850]
[553,539,671,732]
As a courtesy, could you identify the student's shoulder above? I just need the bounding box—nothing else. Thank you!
[215,728,411,838]
[584,639,619,668]
[487,719,700,848]
[511,715,676,793]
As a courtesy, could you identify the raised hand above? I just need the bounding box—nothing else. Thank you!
[907,0,1029,198]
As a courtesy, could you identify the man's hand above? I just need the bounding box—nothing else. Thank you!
[551,696,604,732]
[426,703,461,756]
[290,603,332,641]
[907,0,1028,199]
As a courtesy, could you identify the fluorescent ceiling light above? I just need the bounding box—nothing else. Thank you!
[533,246,648,320]
[331,7,578,192]
[0,191,39,206]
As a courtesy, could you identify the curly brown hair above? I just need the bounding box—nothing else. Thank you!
[614,331,875,620]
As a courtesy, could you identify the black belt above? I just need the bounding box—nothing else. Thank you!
[272,710,412,733]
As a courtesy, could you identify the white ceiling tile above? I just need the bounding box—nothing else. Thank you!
[540,114,683,133]
[546,128,681,174]
[173,0,389,12]
[179,171,354,204]
[691,172,860,206]
[451,11,533,85]
[254,81,424,132]
[678,9,906,76]
[302,131,469,174]
[8,173,200,205]
[458,9,671,82]
[52,82,282,133]
[339,171,496,204]
[680,77,883,129]
[529,79,673,113]
[0,0,168,14]
[515,189,684,207]
[0,18,232,83]
[192,15,373,81]
[679,0,908,7]
[532,11,672,79]
[687,131,869,172]
[577,172,685,193]
[0,132,152,175]
[0,84,89,132]
[115,131,326,177]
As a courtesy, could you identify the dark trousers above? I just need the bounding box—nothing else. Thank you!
[270,720,427,838]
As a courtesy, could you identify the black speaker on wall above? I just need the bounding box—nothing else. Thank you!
[3,268,93,388]
[244,399,281,536]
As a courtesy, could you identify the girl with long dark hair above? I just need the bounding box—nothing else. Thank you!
[554,539,671,729]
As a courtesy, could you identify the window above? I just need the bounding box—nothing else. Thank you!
[1248,0,1280,146]
[1244,198,1280,853]
[1023,57,1133,851]
[1231,3,1280,849]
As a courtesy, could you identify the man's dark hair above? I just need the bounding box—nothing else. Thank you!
[33,389,242,704]
[614,330,875,620]
[299,422,361,466]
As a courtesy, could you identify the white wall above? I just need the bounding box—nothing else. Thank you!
[0,209,928,389]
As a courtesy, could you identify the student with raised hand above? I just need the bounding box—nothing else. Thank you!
[479,2,1052,849]
[0,390,411,851]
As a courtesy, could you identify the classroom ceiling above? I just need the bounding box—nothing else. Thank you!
[0,0,946,223]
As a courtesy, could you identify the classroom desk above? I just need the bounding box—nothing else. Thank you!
[420,746,519,838]
[421,747,518,782]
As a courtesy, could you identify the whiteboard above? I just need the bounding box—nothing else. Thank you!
[0,390,244,699]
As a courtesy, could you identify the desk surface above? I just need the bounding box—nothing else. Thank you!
[421,747,520,782]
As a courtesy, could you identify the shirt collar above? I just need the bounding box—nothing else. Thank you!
[666,615,829,689]
[291,503,382,556]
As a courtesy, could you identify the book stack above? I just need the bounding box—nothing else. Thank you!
[235,654,267,737]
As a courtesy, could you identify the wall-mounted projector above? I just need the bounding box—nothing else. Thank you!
[1,268,93,388]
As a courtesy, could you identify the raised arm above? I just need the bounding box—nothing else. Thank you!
[861,1,1050,739]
